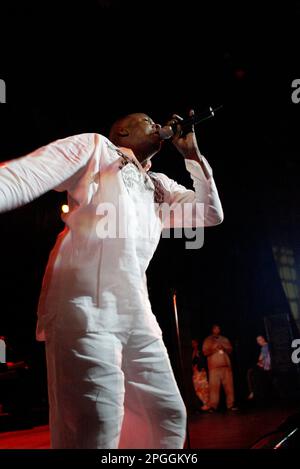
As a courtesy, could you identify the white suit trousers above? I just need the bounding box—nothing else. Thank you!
[45,330,187,449]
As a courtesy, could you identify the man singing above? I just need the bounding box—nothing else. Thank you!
[0,111,223,448]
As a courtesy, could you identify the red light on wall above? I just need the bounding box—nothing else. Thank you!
[235,68,246,80]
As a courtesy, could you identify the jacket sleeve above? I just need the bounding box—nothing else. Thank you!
[222,337,233,354]
[0,133,96,214]
[156,156,224,228]
[202,338,213,356]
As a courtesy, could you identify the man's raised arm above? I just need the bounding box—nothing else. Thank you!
[0,133,96,213]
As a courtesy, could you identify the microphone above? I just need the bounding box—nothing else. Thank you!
[158,105,223,140]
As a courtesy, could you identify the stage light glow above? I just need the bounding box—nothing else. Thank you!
[61,204,69,214]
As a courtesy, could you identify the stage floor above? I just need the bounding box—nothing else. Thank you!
[0,402,298,449]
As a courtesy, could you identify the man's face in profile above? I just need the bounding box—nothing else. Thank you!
[256,336,265,346]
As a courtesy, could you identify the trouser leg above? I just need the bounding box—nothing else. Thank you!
[46,331,125,449]
[222,367,235,408]
[208,368,221,409]
[247,367,255,394]
[121,332,187,449]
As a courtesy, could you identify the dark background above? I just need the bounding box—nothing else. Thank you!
[0,0,300,410]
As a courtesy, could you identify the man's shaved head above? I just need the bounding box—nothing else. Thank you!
[109,114,139,146]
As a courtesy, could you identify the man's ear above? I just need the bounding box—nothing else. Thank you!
[117,127,129,138]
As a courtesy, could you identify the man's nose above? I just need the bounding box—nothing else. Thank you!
[153,123,161,130]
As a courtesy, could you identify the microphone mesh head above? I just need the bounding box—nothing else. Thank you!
[158,126,174,140]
